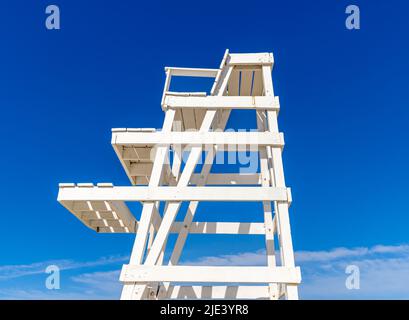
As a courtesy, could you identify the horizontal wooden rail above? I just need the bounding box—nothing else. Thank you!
[164,67,219,77]
[165,285,270,299]
[93,221,265,235]
[163,96,280,111]
[120,265,301,284]
[58,185,291,202]
[112,131,284,148]
[228,53,274,66]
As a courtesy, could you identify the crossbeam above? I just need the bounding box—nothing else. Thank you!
[170,221,265,235]
[165,67,219,78]
[228,53,274,66]
[95,222,265,235]
[58,185,291,202]
[164,96,280,110]
[120,265,301,284]
[166,285,270,299]
[112,131,284,148]
[190,173,261,185]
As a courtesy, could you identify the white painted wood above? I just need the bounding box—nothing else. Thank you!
[165,91,207,97]
[257,110,279,300]
[122,147,154,161]
[252,69,263,96]
[157,72,234,299]
[58,51,301,300]
[140,110,219,267]
[121,265,301,284]
[161,69,172,108]
[240,70,253,96]
[59,199,137,233]
[148,63,232,298]
[229,53,274,66]
[97,222,264,235]
[58,186,289,202]
[166,285,270,299]
[164,96,279,110]
[165,67,219,78]
[190,173,261,185]
[121,109,176,300]
[262,64,299,300]
[168,114,230,267]
[171,221,265,235]
[131,108,221,299]
[210,49,230,95]
[228,69,240,96]
[112,131,284,147]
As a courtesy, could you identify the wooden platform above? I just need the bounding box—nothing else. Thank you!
[58,183,137,233]
[111,128,156,185]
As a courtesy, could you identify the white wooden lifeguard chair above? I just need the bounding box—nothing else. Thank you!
[57,50,301,300]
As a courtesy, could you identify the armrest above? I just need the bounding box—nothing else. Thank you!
[164,67,218,78]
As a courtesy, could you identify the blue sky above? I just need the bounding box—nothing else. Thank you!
[0,0,408,299]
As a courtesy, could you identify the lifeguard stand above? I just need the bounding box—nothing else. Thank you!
[57,50,301,300]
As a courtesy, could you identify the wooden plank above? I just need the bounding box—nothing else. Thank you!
[94,223,264,238]
[121,109,176,300]
[194,109,206,131]
[58,186,290,202]
[228,69,240,96]
[134,176,149,185]
[112,131,284,147]
[165,67,219,77]
[109,201,137,232]
[252,69,263,96]
[240,70,253,96]
[61,199,137,233]
[160,69,171,109]
[122,147,154,161]
[210,49,229,95]
[120,265,301,284]
[257,110,279,299]
[112,144,136,185]
[128,162,153,176]
[229,53,273,66]
[189,173,261,185]
[165,91,207,97]
[262,64,299,300]
[170,221,265,235]
[181,109,197,130]
[164,96,279,110]
[174,109,185,131]
[166,285,269,299]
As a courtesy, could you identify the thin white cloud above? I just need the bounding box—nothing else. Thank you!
[182,244,409,266]
[297,244,409,263]
[0,288,95,300]
[301,253,409,299]
[181,243,409,299]
[2,243,409,299]
[184,249,267,266]
[0,269,124,300]
[0,255,129,281]
[71,270,122,294]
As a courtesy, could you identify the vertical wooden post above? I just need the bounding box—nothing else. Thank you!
[262,65,299,300]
